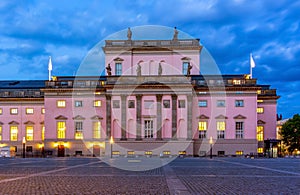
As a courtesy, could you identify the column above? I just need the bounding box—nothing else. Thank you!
[136,95,142,140]
[120,95,127,140]
[187,94,193,140]
[171,94,177,139]
[106,94,111,139]
[156,94,163,140]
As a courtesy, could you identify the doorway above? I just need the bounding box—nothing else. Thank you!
[57,145,65,157]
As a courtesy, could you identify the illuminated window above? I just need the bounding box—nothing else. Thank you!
[57,100,66,108]
[144,120,153,138]
[235,122,244,139]
[26,126,34,141]
[0,108,2,115]
[236,151,243,156]
[198,121,207,139]
[198,100,207,107]
[257,147,263,153]
[257,107,264,114]
[41,125,45,141]
[41,108,45,114]
[93,121,101,139]
[257,126,264,141]
[257,90,261,94]
[217,100,225,107]
[257,100,264,103]
[75,121,83,139]
[0,126,2,141]
[93,100,101,107]
[145,151,153,155]
[57,121,66,139]
[233,80,241,85]
[235,100,244,107]
[10,126,18,141]
[217,121,226,139]
[10,108,18,115]
[26,108,34,114]
[115,63,122,75]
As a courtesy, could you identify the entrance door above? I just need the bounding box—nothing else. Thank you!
[93,145,100,157]
[57,145,65,157]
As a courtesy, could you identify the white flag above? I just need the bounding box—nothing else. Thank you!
[48,56,53,71]
[250,53,256,68]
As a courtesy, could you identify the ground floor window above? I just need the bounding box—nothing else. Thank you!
[257,126,264,141]
[144,120,153,138]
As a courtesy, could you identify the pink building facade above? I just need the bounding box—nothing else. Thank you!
[0,30,280,157]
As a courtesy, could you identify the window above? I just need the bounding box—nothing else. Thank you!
[115,63,122,75]
[26,146,33,152]
[198,100,207,107]
[217,121,226,139]
[10,108,18,115]
[198,121,207,139]
[57,100,66,108]
[26,126,34,141]
[10,126,18,141]
[144,100,154,109]
[163,100,170,108]
[144,120,153,138]
[257,107,264,113]
[235,122,244,139]
[26,108,34,114]
[0,126,2,141]
[75,101,83,107]
[93,100,101,107]
[236,151,243,156]
[113,100,120,108]
[182,62,189,75]
[75,121,83,139]
[235,100,244,107]
[128,100,135,108]
[41,125,45,141]
[0,108,2,115]
[93,121,101,139]
[257,100,264,103]
[41,108,45,114]
[257,147,263,153]
[57,121,66,139]
[178,100,185,108]
[217,100,225,107]
[257,126,264,141]
[233,80,241,85]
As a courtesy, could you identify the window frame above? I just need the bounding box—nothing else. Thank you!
[10,108,18,115]
[26,126,34,141]
[57,100,66,108]
[75,100,83,107]
[216,100,226,107]
[235,121,244,139]
[115,62,122,75]
[235,100,244,107]
[10,126,18,141]
[57,121,66,139]
[144,120,154,138]
[26,108,34,115]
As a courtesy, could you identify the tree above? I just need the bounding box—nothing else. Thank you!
[280,114,300,154]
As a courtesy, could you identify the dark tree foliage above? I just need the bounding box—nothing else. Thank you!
[280,114,300,154]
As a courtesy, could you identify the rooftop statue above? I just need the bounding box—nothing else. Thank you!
[106,63,112,76]
[173,27,178,41]
[127,27,132,40]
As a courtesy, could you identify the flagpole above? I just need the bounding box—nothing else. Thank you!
[48,56,52,81]
[250,53,255,79]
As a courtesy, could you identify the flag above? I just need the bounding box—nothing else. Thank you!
[48,56,52,71]
[250,53,255,68]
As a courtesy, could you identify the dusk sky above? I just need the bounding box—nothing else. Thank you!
[0,0,299,119]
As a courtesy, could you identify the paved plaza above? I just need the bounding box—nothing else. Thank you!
[0,157,299,194]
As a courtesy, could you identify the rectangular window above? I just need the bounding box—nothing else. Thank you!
[10,126,18,141]
[115,63,122,75]
[257,107,264,113]
[257,126,264,141]
[57,100,66,108]
[26,126,34,141]
[235,100,244,107]
[144,120,153,138]
[75,121,83,140]
[10,108,18,115]
[257,147,263,153]
[128,100,135,108]
[93,121,101,139]
[163,100,170,108]
[113,100,120,108]
[233,80,241,85]
[41,108,45,114]
[41,126,45,141]
[57,121,66,139]
[0,108,2,115]
[198,121,207,139]
[75,101,83,107]
[198,100,207,107]
[93,100,101,107]
[26,108,34,114]
[235,122,244,139]
[0,126,2,141]
[217,121,225,139]
[178,100,185,108]
[182,62,189,75]
[217,100,225,107]
[144,100,154,109]
[236,151,244,156]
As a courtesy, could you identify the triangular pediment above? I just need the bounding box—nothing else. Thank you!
[73,115,86,120]
[113,57,124,62]
[197,114,209,119]
[40,121,44,125]
[8,121,19,125]
[55,115,68,120]
[257,120,266,124]
[24,121,35,125]
[234,114,247,119]
[181,57,191,61]
[215,114,228,119]
[91,115,103,120]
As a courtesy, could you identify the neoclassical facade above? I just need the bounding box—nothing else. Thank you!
[0,30,280,157]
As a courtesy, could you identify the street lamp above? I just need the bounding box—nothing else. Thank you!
[110,136,114,158]
[209,136,213,159]
[22,137,26,158]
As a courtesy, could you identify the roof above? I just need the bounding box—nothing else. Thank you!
[0,80,45,89]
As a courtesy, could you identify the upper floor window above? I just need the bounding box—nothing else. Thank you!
[0,125,2,141]
[10,126,18,141]
[163,100,170,108]
[235,122,244,139]
[10,108,18,115]
[257,126,264,141]
[257,107,264,113]
[235,100,244,107]
[57,121,66,139]
[93,121,101,139]
[0,108,2,115]
[75,101,83,107]
[113,100,120,108]
[93,100,101,107]
[115,63,122,75]
[26,108,34,114]
[233,80,241,85]
[178,100,185,108]
[26,126,34,141]
[41,108,45,114]
[182,62,189,75]
[198,100,207,107]
[75,121,83,140]
[57,100,66,108]
[41,125,45,141]
[217,121,226,139]
[128,100,135,108]
[217,100,225,107]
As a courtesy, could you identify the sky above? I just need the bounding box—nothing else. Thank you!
[0,0,299,119]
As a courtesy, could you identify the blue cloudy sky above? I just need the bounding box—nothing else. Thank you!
[0,0,299,118]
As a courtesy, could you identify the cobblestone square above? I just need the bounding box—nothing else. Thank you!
[0,157,299,194]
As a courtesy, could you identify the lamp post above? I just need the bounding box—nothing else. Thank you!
[110,136,114,158]
[22,137,26,158]
[209,136,213,159]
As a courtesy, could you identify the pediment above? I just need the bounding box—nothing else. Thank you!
[91,115,103,120]
[73,115,86,120]
[257,120,266,124]
[24,121,35,125]
[55,115,68,120]
[197,114,209,119]
[233,114,247,119]
[8,121,19,125]
[113,57,124,62]
[181,57,191,61]
[215,114,228,119]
